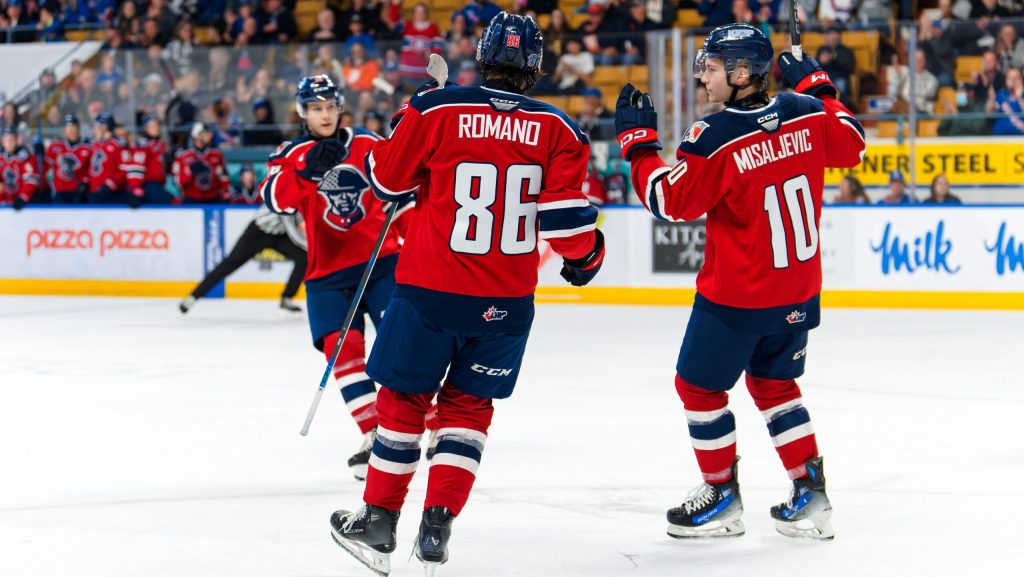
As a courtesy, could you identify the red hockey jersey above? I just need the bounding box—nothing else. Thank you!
[261,127,412,282]
[629,93,865,310]
[122,135,167,192]
[0,147,41,203]
[366,86,599,305]
[88,137,127,192]
[172,146,229,202]
[45,138,91,194]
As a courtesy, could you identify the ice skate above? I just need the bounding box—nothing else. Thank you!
[330,504,400,577]
[666,458,745,539]
[348,429,376,480]
[424,427,439,461]
[178,296,196,314]
[279,296,302,313]
[413,506,453,577]
[771,456,834,540]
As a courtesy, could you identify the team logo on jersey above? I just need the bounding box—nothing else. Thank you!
[489,98,520,112]
[189,159,215,190]
[2,166,18,190]
[318,164,370,232]
[756,112,780,133]
[482,306,508,322]
[58,153,81,180]
[683,121,710,144]
[785,310,807,324]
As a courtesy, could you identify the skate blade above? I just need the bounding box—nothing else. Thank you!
[667,512,746,539]
[331,527,391,576]
[774,517,835,541]
[422,561,440,577]
[351,463,368,481]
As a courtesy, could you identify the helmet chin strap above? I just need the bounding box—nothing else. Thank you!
[725,71,769,109]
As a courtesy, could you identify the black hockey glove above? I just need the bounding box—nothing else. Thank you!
[560,229,606,287]
[12,195,26,211]
[778,52,839,100]
[76,182,89,201]
[297,138,346,182]
[615,83,663,161]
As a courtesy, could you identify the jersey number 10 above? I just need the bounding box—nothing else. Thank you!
[763,174,819,269]
[450,162,542,256]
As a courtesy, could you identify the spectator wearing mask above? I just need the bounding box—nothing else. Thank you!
[924,174,962,204]
[939,82,995,136]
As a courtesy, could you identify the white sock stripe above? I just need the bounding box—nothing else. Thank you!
[703,465,734,483]
[335,371,371,388]
[685,408,729,423]
[345,392,378,413]
[759,397,804,421]
[333,358,364,374]
[429,452,480,475]
[369,454,419,475]
[435,427,488,446]
[772,422,816,447]
[690,432,737,451]
[377,426,423,444]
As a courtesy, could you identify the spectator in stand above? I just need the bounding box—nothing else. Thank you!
[5,0,38,43]
[455,58,479,85]
[36,4,64,42]
[989,66,1024,135]
[447,13,469,45]
[731,0,756,25]
[63,0,97,26]
[343,42,381,94]
[257,0,297,44]
[115,1,141,43]
[971,0,1011,19]
[313,43,345,86]
[816,25,856,98]
[698,0,733,27]
[344,14,377,58]
[543,8,570,54]
[208,47,233,93]
[939,82,993,136]
[244,98,284,146]
[621,0,658,64]
[139,18,163,47]
[887,49,939,115]
[372,58,406,109]
[97,53,124,88]
[918,12,956,88]
[388,0,445,85]
[163,21,197,75]
[552,37,594,94]
[878,171,914,205]
[995,24,1024,71]
[924,174,962,204]
[831,175,870,204]
[818,0,855,24]
[971,50,1005,102]
[229,0,257,41]
[578,3,624,66]
[338,0,382,39]
[210,98,243,148]
[307,8,338,42]
[235,14,262,48]
[144,0,177,45]
[102,26,137,53]
[364,109,386,137]
[453,0,502,28]
[576,87,614,141]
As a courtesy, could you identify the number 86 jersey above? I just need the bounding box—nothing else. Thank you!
[629,92,865,313]
[365,85,600,331]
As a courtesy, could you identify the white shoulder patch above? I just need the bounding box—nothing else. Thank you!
[683,121,710,144]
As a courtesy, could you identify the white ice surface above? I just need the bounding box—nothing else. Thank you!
[1,296,1023,577]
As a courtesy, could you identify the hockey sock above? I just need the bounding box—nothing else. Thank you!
[323,329,378,434]
[676,375,736,483]
[425,383,493,516]
[746,375,819,480]
[363,387,433,511]
[424,403,439,431]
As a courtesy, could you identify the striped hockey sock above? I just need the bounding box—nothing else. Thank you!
[323,329,378,434]
[676,375,736,483]
[363,387,433,511]
[746,375,819,480]
[425,384,494,516]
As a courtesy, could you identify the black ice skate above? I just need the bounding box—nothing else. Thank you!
[178,296,196,314]
[414,506,453,577]
[771,456,834,540]
[666,458,745,538]
[279,297,302,313]
[330,504,400,577]
[348,429,376,481]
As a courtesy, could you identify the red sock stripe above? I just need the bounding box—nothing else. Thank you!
[424,383,493,516]
[675,375,728,411]
[744,375,802,411]
[362,388,433,511]
[676,376,735,482]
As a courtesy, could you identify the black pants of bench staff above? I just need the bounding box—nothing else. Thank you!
[190,221,307,299]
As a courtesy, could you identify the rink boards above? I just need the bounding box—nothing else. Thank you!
[0,205,1022,310]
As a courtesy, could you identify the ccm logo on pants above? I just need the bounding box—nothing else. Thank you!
[471,364,512,377]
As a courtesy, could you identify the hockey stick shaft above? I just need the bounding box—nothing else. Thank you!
[300,200,399,436]
[790,0,803,61]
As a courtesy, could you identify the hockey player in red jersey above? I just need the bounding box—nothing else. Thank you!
[123,115,172,205]
[0,126,41,210]
[616,24,865,541]
[330,14,605,577]
[173,123,230,204]
[88,112,128,204]
[261,74,425,480]
[45,114,91,204]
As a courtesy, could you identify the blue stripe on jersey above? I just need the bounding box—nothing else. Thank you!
[766,407,811,438]
[538,205,598,232]
[261,173,284,213]
[372,438,420,465]
[338,378,376,404]
[647,174,672,222]
[352,127,383,140]
[838,114,866,139]
[268,136,313,161]
[687,412,736,441]
[434,439,483,463]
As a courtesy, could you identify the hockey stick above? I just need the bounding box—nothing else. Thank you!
[299,54,448,436]
[789,0,803,61]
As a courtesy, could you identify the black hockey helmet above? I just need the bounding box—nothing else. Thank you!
[295,74,343,119]
[695,23,774,85]
[477,12,543,73]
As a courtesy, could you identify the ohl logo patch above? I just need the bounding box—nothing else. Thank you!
[482,306,508,322]
[318,164,370,232]
[785,310,807,324]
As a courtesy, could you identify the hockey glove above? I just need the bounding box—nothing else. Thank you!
[778,52,839,99]
[76,182,89,201]
[297,138,345,182]
[615,83,662,161]
[12,195,26,211]
[560,229,606,287]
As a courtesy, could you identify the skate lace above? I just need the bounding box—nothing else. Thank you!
[683,483,717,514]
[342,506,367,532]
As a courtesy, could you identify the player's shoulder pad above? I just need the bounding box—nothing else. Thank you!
[517,95,590,144]
[351,126,383,141]
[677,109,748,158]
[268,134,315,163]
[15,147,31,161]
